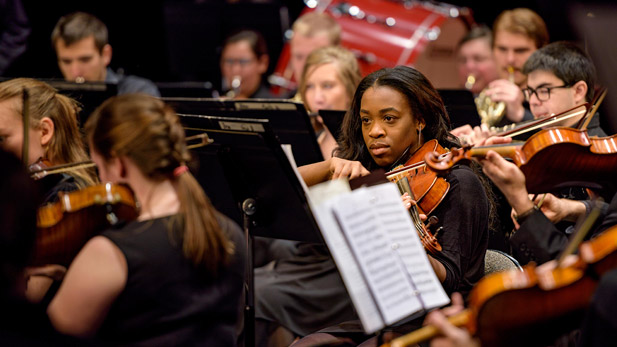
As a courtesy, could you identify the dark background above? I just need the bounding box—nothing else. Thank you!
[3,0,616,131]
[3,1,595,84]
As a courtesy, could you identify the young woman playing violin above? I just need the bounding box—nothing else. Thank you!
[0,78,97,204]
[46,94,246,345]
[266,66,492,346]
[305,65,490,293]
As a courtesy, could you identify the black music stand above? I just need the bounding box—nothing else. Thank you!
[438,89,481,129]
[179,114,323,347]
[318,109,346,140]
[43,79,117,126]
[165,97,323,166]
[155,81,215,98]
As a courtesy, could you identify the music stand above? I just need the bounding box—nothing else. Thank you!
[155,81,215,98]
[165,97,323,166]
[438,89,481,129]
[44,79,117,126]
[179,113,323,347]
[318,109,346,140]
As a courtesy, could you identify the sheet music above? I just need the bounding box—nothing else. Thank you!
[364,183,449,309]
[331,187,423,326]
[308,180,384,333]
[309,180,449,333]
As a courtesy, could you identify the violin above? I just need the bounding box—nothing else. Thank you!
[426,127,617,194]
[386,140,450,255]
[384,223,617,347]
[387,140,450,215]
[34,183,138,266]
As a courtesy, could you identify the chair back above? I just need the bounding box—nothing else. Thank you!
[484,249,523,276]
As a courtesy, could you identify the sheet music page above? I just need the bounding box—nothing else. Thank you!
[308,180,385,333]
[363,183,450,309]
[331,186,423,326]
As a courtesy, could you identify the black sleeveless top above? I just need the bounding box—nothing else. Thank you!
[98,212,245,346]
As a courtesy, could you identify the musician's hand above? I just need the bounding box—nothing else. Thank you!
[534,194,587,223]
[451,124,493,146]
[24,265,67,303]
[329,157,370,180]
[25,264,67,281]
[529,193,561,223]
[401,193,427,221]
[477,135,512,147]
[485,79,525,123]
[425,293,479,347]
[536,255,578,276]
[511,208,521,230]
[450,124,473,138]
[478,150,534,215]
[402,192,414,210]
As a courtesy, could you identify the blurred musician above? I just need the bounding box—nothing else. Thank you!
[287,12,341,98]
[47,94,245,345]
[220,29,276,99]
[299,46,361,159]
[52,12,160,97]
[0,77,96,204]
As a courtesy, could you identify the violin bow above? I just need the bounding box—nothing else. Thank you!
[29,160,96,180]
[557,198,605,266]
[21,88,30,168]
[577,87,607,131]
[501,103,589,139]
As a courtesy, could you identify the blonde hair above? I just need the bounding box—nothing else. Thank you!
[292,12,341,45]
[85,94,233,274]
[0,78,96,186]
[299,46,362,112]
[493,8,549,49]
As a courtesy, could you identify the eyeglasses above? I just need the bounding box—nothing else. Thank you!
[522,84,572,102]
[222,58,256,67]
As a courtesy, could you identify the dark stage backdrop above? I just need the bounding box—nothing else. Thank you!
[5,0,616,133]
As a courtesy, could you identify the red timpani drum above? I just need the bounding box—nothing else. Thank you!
[271,0,473,93]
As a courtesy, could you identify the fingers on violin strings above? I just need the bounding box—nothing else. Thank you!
[401,194,412,210]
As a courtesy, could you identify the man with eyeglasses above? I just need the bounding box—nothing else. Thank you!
[219,29,277,99]
[521,40,607,137]
[479,41,611,267]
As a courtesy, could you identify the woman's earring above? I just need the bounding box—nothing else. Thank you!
[417,126,423,147]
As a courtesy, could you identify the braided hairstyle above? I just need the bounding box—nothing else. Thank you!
[85,94,233,274]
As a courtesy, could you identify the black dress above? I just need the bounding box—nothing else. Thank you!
[97,212,246,346]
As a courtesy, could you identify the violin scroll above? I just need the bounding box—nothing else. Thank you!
[28,157,53,180]
[424,146,474,174]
